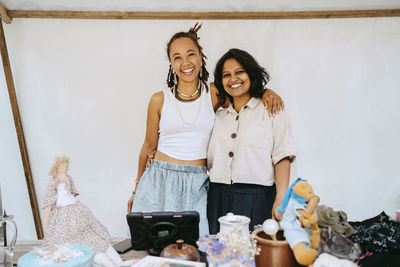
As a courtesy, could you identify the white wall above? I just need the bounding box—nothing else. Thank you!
[1,17,399,240]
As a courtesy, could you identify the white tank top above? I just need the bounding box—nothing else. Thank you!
[158,85,215,160]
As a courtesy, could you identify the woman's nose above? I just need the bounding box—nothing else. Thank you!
[183,55,190,64]
[230,74,239,83]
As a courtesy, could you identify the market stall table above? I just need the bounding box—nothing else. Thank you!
[12,237,148,264]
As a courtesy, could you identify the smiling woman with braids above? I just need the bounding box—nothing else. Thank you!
[127,23,284,235]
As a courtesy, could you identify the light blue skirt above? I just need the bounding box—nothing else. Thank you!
[132,160,209,236]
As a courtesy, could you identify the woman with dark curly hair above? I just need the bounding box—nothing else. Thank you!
[207,48,297,234]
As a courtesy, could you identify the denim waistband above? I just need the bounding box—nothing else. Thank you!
[151,160,207,173]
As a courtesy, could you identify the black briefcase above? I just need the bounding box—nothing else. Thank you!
[126,211,200,255]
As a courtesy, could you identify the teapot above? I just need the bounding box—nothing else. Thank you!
[1,212,17,267]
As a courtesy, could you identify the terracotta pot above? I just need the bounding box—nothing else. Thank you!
[252,228,296,267]
[160,239,200,262]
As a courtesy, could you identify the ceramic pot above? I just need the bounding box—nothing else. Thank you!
[160,239,200,262]
[252,228,296,267]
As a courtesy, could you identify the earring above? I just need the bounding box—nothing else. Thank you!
[173,71,178,85]
[199,65,203,80]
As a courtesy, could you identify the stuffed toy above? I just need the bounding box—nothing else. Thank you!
[278,178,321,266]
[42,156,131,267]
[318,227,361,263]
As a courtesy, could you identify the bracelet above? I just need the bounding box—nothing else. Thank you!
[135,180,140,183]
[132,191,136,195]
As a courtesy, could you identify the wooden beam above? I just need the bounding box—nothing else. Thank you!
[0,20,43,239]
[7,9,400,20]
[0,4,12,24]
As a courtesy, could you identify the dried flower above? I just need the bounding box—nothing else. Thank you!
[197,229,259,267]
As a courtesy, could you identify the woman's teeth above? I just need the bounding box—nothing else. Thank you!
[181,68,194,73]
[230,83,242,89]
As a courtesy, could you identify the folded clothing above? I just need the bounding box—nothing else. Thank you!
[316,205,357,237]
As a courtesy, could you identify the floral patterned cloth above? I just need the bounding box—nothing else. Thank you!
[42,175,110,253]
[348,212,400,255]
[43,175,79,209]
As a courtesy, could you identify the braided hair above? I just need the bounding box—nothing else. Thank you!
[166,23,209,91]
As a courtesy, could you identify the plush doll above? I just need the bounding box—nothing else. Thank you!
[42,156,130,267]
[278,178,321,266]
[317,227,361,263]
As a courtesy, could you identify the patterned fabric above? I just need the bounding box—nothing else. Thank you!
[349,212,400,255]
[132,160,209,236]
[42,176,110,253]
[43,175,78,208]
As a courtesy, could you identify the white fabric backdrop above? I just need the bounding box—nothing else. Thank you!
[1,18,399,240]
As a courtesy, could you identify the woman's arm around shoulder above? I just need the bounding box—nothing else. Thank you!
[262,89,285,116]
[210,82,224,111]
[127,91,163,213]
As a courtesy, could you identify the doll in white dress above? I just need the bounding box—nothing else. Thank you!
[42,156,128,266]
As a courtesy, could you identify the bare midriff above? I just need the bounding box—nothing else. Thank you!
[154,151,206,166]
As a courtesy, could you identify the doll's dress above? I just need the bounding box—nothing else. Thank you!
[42,175,110,253]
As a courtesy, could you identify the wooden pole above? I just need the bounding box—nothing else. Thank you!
[0,4,11,23]
[7,9,400,20]
[0,20,43,239]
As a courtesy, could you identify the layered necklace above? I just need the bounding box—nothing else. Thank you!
[176,86,200,98]
[173,82,203,126]
[174,82,201,102]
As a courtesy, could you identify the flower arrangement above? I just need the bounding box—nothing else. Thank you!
[197,231,259,267]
